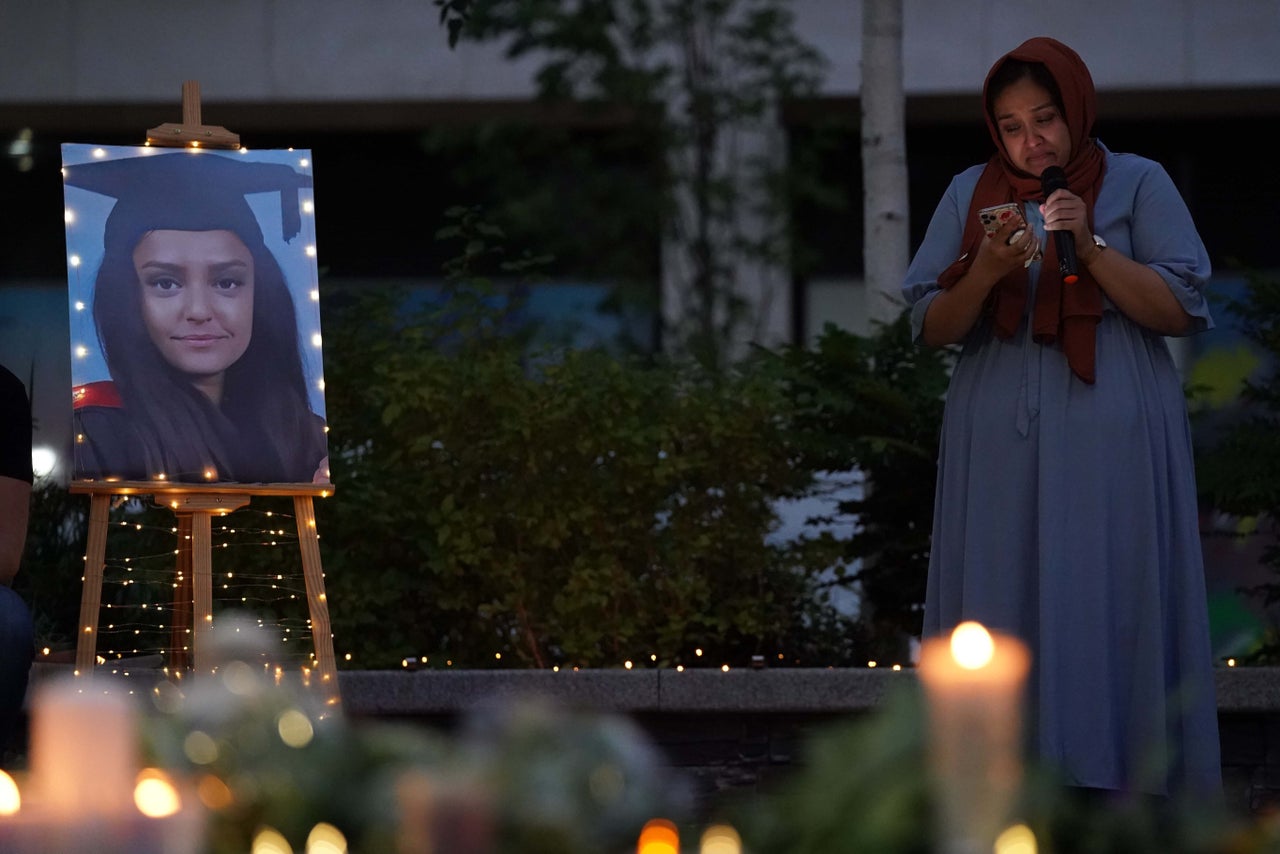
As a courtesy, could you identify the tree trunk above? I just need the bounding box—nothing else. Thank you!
[861,0,909,327]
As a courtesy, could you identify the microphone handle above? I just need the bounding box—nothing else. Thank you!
[1053,228,1079,285]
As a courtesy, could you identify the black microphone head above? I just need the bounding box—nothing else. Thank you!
[1040,165,1069,195]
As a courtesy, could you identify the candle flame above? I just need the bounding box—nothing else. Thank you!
[0,770,20,815]
[950,621,995,670]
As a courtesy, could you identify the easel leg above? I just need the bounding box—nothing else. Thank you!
[171,515,194,671]
[293,495,340,709]
[190,512,214,675]
[75,494,111,676]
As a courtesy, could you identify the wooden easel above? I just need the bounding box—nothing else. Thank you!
[70,83,340,709]
[146,80,240,148]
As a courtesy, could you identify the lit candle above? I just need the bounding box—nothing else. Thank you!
[31,677,138,818]
[918,621,1030,854]
[0,676,205,853]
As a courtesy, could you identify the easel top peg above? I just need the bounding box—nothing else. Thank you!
[145,80,241,150]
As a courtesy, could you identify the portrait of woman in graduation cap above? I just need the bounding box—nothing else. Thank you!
[63,148,330,485]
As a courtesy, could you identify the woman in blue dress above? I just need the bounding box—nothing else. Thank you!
[903,37,1220,794]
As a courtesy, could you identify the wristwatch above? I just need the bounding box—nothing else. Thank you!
[1085,233,1107,265]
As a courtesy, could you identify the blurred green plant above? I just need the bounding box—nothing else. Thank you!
[142,617,687,854]
[739,685,1268,854]
[1194,271,1280,659]
[767,313,953,656]
[304,205,855,669]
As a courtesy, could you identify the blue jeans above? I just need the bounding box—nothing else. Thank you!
[0,586,32,762]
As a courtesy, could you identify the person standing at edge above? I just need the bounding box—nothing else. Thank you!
[903,37,1220,795]
[0,364,35,765]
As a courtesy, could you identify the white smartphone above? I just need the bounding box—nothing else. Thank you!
[978,202,1021,236]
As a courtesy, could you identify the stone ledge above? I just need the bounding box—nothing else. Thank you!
[335,666,1280,717]
[27,664,1277,716]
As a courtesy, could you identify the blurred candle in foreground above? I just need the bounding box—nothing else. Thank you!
[994,823,1038,854]
[918,621,1030,854]
[638,818,680,854]
[31,678,138,818]
[700,823,742,854]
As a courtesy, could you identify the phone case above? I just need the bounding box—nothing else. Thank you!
[978,202,1021,236]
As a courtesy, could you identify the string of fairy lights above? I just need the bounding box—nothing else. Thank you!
[62,504,328,669]
[64,503,920,675]
[57,505,924,676]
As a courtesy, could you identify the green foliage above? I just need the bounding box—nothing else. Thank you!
[295,206,848,669]
[317,280,849,667]
[458,700,689,853]
[1195,272,1280,632]
[143,619,688,854]
[16,482,87,651]
[1196,272,1280,514]
[768,314,953,649]
[739,686,931,854]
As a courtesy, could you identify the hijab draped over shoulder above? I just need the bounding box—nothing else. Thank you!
[939,36,1106,383]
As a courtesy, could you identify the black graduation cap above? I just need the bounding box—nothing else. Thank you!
[62,150,313,252]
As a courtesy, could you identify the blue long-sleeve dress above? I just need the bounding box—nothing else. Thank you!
[903,143,1221,794]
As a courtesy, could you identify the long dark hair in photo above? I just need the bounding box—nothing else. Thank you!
[92,232,318,482]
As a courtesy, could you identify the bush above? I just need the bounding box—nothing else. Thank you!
[315,281,851,668]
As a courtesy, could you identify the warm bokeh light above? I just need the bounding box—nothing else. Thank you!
[994,823,1038,854]
[700,823,742,854]
[252,827,293,854]
[31,447,57,478]
[134,768,181,818]
[184,730,219,765]
[0,769,20,815]
[638,818,679,854]
[198,773,235,810]
[278,708,315,748]
[950,621,995,670]
[306,822,348,853]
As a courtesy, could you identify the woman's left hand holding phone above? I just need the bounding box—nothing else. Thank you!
[973,213,1041,280]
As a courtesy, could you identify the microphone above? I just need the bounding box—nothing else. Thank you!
[1040,165,1079,284]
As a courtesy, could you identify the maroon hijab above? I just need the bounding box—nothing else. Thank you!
[939,37,1106,383]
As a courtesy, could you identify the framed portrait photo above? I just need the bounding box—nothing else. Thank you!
[61,144,330,486]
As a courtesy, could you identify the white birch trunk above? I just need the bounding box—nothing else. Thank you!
[861,0,909,327]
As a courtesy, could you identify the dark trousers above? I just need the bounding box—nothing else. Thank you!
[0,585,33,764]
